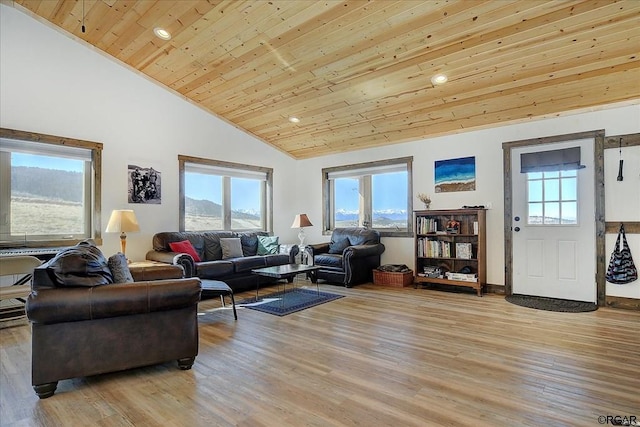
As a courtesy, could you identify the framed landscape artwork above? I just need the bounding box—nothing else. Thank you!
[434,156,476,193]
[128,164,161,204]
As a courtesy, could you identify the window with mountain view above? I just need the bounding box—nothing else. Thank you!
[322,157,413,237]
[0,129,102,246]
[180,156,272,232]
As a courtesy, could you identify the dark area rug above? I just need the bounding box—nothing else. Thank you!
[239,288,344,316]
[505,294,597,312]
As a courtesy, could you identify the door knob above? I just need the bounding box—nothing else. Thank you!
[514,226,521,232]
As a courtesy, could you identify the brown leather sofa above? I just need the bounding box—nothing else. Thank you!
[145,231,299,292]
[304,227,385,287]
[26,242,202,399]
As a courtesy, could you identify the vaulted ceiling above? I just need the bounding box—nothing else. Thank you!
[13,0,640,159]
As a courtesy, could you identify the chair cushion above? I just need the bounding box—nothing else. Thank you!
[221,238,243,259]
[257,235,279,255]
[108,253,134,283]
[314,253,344,268]
[169,240,201,262]
[196,260,235,279]
[233,256,267,273]
[328,238,350,254]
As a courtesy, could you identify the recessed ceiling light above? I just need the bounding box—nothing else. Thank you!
[289,116,300,123]
[153,27,171,40]
[431,73,448,85]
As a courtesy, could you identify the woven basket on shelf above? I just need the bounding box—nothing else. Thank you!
[372,270,414,287]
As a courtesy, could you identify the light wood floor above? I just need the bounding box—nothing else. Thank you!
[1,281,639,427]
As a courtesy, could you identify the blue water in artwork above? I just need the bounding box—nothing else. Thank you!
[435,156,476,185]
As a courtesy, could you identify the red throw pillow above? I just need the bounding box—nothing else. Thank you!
[169,240,201,262]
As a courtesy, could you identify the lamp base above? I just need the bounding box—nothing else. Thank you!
[298,228,306,247]
[120,232,127,258]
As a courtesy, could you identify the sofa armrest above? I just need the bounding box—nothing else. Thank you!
[344,243,385,259]
[280,244,300,264]
[306,243,330,258]
[146,250,195,278]
[26,278,202,325]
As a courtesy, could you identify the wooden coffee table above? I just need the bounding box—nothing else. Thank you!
[251,264,321,300]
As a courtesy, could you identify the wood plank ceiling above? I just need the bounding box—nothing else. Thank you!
[12,0,640,159]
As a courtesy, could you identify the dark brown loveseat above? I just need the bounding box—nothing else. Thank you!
[26,242,201,399]
[146,231,299,292]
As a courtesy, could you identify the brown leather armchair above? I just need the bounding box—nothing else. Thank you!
[304,228,385,287]
[26,243,202,399]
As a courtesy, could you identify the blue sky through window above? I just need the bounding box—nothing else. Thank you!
[13,153,83,172]
[373,172,407,212]
[185,172,260,211]
[335,171,407,213]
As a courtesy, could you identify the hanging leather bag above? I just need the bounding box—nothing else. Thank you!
[605,224,638,284]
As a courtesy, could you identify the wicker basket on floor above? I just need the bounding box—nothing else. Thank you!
[373,269,414,287]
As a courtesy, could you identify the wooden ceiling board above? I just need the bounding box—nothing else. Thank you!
[169,2,373,96]
[228,3,636,133]
[268,63,639,152]
[106,0,200,54]
[11,0,640,159]
[214,2,616,122]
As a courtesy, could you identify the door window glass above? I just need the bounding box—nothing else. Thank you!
[527,170,578,225]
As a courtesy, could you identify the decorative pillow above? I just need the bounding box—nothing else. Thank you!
[240,233,259,257]
[220,238,244,259]
[328,238,351,254]
[257,235,279,255]
[169,240,201,262]
[108,253,134,283]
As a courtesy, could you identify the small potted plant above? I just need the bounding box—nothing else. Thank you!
[417,193,431,209]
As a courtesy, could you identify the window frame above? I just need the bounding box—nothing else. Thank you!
[178,155,273,232]
[0,127,102,248]
[322,156,413,237]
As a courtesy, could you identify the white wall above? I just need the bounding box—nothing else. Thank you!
[2,3,639,298]
[296,105,640,296]
[605,145,640,299]
[0,4,300,260]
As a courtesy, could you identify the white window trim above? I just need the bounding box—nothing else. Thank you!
[178,155,273,232]
[0,128,102,248]
[322,156,413,237]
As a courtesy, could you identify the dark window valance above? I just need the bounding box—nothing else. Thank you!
[520,146,585,173]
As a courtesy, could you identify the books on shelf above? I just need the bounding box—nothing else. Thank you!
[417,217,438,234]
[417,238,451,258]
[445,272,478,282]
[455,243,472,259]
[419,266,443,278]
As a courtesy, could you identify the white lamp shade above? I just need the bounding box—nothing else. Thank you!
[105,210,140,233]
[291,214,313,228]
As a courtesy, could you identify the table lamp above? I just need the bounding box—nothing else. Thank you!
[105,209,140,257]
[291,214,313,247]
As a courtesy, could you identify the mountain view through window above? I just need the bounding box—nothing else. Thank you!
[7,153,86,238]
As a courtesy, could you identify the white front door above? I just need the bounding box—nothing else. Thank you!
[511,139,596,302]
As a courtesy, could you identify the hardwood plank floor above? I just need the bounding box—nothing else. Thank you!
[1,280,639,427]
